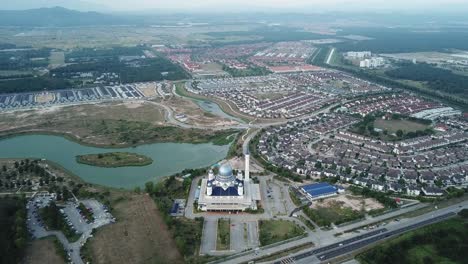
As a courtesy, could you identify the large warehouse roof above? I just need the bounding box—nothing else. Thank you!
[301,183,338,198]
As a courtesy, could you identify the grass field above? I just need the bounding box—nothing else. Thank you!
[76,152,153,167]
[357,216,468,264]
[303,200,365,227]
[0,101,236,147]
[23,238,65,264]
[0,70,33,77]
[49,51,65,66]
[374,119,430,133]
[89,194,184,264]
[258,220,304,246]
[216,218,231,250]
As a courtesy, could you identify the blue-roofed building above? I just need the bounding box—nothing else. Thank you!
[197,153,261,212]
[301,182,339,201]
[170,199,186,217]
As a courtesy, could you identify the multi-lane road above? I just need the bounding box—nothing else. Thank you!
[214,200,467,264]
[272,202,466,264]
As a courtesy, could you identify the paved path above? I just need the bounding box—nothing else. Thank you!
[200,218,218,255]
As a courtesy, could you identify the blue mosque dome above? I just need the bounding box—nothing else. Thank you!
[219,163,233,177]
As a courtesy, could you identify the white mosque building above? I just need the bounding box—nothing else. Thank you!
[197,153,261,212]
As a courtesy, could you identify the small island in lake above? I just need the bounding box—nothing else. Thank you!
[76,152,153,167]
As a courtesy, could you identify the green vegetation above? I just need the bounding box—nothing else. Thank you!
[357,216,468,264]
[79,237,94,264]
[321,47,468,111]
[258,220,304,246]
[52,57,188,85]
[145,172,206,259]
[335,28,468,53]
[0,197,28,264]
[52,236,68,261]
[40,202,81,242]
[76,152,153,168]
[348,186,398,209]
[298,215,316,231]
[289,190,303,207]
[222,64,271,77]
[308,47,330,65]
[352,114,433,141]
[0,76,71,94]
[303,201,365,227]
[82,119,238,146]
[0,45,188,93]
[386,62,468,96]
[216,219,231,250]
[207,26,327,43]
[77,203,94,222]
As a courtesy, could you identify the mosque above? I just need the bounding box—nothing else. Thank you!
[197,153,261,212]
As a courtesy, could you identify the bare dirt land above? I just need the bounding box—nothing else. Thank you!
[137,83,158,97]
[23,239,65,264]
[162,96,238,127]
[35,93,55,103]
[313,194,384,212]
[89,194,183,264]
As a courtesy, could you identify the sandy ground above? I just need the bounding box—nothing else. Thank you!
[312,194,384,212]
[89,194,183,264]
[35,93,55,104]
[23,239,65,264]
[137,83,158,97]
[227,156,263,173]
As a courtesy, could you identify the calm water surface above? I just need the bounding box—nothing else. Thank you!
[0,135,229,189]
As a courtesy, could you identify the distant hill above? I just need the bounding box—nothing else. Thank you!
[0,0,108,12]
[0,7,129,27]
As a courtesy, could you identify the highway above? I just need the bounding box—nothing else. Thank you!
[215,200,467,264]
[272,202,465,264]
[315,212,455,262]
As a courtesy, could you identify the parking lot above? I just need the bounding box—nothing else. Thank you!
[26,194,114,264]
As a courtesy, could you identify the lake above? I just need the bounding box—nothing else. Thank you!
[193,99,245,123]
[0,135,229,189]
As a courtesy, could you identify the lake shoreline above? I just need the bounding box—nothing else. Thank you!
[0,128,235,149]
[76,152,154,168]
[0,134,229,189]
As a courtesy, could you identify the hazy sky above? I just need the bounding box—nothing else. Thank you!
[2,0,468,13]
[89,0,468,12]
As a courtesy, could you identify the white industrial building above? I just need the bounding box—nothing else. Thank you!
[197,153,261,212]
[347,51,372,59]
[360,57,385,68]
[411,107,462,120]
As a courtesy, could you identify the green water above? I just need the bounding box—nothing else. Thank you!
[193,99,246,123]
[0,135,229,189]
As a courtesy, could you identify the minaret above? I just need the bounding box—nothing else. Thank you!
[208,169,214,181]
[245,152,250,182]
[238,182,244,196]
[237,170,243,181]
[207,182,212,196]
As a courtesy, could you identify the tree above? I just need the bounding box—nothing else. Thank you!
[134,186,141,194]
[396,130,404,138]
[145,181,154,194]
[315,161,322,169]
